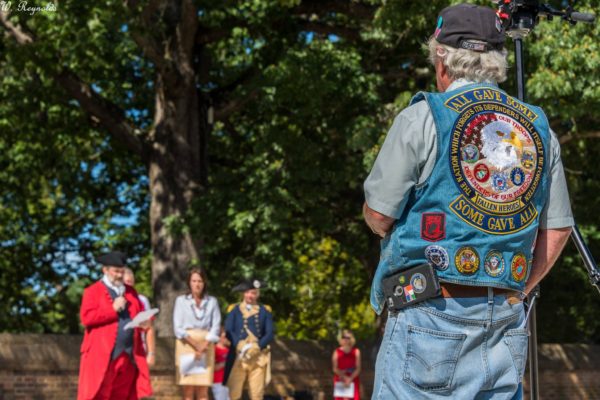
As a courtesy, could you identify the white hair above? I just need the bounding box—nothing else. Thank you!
[427,37,508,83]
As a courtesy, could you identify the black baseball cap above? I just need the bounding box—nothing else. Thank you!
[433,3,505,52]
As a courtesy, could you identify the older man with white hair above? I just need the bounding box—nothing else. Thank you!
[363,3,573,399]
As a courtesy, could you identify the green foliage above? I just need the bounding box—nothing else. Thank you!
[274,231,373,339]
[0,0,150,333]
[1,0,600,342]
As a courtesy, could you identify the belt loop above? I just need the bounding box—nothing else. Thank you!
[487,287,494,305]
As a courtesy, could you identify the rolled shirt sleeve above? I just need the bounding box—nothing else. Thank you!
[539,130,574,229]
[172,296,189,339]
[364,101,437,219]
[205,297,222,343]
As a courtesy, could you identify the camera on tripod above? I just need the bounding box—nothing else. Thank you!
[496,0,596,38]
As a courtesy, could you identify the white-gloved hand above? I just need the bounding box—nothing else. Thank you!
[238,343,252,359]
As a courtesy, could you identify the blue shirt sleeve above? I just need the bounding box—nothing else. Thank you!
[225,307,240,348]
[258,308,274,349]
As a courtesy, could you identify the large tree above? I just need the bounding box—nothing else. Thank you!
[1,0,599,340]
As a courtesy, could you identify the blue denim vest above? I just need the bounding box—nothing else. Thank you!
[370,83,551,314]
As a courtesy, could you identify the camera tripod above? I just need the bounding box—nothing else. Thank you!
[497,1,597,399]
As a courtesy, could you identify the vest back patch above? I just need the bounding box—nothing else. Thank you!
[445,88,545,235]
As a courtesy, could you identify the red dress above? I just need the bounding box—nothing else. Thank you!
[213,344,230,384]
[333,347,360,400]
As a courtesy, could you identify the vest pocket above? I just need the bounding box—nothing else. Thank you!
[403,325,466,392]
[504,328,529,379]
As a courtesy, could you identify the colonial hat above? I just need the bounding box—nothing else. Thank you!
[95,251,128,267]
[232,278,266,292]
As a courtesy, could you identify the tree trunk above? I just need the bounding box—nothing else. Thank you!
[140,0,205,337]
[149,72,207,336]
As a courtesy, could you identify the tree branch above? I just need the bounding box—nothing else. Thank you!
[0,11,147,159]
[292,0,377,21]
[214,88,260,121]
[0,11,34,44]
[124,0,166,68]
[55,70,147,157]
[196,26,234,45]
[559,131,600,145]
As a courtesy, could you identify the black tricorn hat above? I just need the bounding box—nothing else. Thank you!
[95,251,128,267]
[434,3,505,52]
[232,278,266,292]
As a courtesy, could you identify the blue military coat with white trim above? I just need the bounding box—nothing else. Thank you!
[223,303,274,384]
[371,83,551,314]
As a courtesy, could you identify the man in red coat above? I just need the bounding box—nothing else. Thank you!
[77,251,153,400]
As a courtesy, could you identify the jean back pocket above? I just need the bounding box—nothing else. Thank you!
[403,325,466,392]
[504,328,529,380]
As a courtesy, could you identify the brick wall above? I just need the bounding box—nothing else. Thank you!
[1,334,599,399]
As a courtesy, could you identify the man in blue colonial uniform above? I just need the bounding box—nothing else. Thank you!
[363,3,573,399]
[224,278,274,400]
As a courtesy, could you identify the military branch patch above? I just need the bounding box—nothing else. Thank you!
[484,250,505,277]
[446,88,545,235]
[455,246,480,275]
[421,212,446,242]
[511,253,528,282]
[425,245,450,271]
[474,163,490,183]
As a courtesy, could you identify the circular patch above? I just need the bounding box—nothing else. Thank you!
[484,250,505,277]
[474,163,490,183]
[410,273,427,294]
[425,245,450,271]
[511,253,528,282]
[491,172,509,192]
[455,247,480,275]
[447,89,545,235]
[253,280,261,289]
[461,144,479,163]
[521,151,535,169]
[511,168,525,186]
[398,275,406,285]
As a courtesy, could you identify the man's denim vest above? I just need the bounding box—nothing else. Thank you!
[371,83,551,314]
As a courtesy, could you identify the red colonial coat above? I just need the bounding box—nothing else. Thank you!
[77,281,152,400]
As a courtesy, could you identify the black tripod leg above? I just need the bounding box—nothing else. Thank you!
[527,295,539,400]
[512,35,540,400]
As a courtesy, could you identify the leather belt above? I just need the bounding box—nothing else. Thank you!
[440,283,515,298]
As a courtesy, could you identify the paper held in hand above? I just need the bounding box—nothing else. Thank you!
[124,308,159,330]
[333,381,354,398]
[179,353,207,376]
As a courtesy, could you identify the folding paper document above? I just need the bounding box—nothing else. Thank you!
[124,308,159,330]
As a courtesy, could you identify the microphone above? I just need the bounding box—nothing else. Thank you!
[570,12,596,24]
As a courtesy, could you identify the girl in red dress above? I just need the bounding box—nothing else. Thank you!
[212,327,230,400]
[332,329,361,400]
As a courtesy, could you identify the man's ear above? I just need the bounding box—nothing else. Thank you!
[435,58,452,91]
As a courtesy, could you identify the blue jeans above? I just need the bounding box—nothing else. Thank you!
[373,289,527,399]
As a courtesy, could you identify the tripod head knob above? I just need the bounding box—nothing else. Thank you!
[570,12,596,24]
